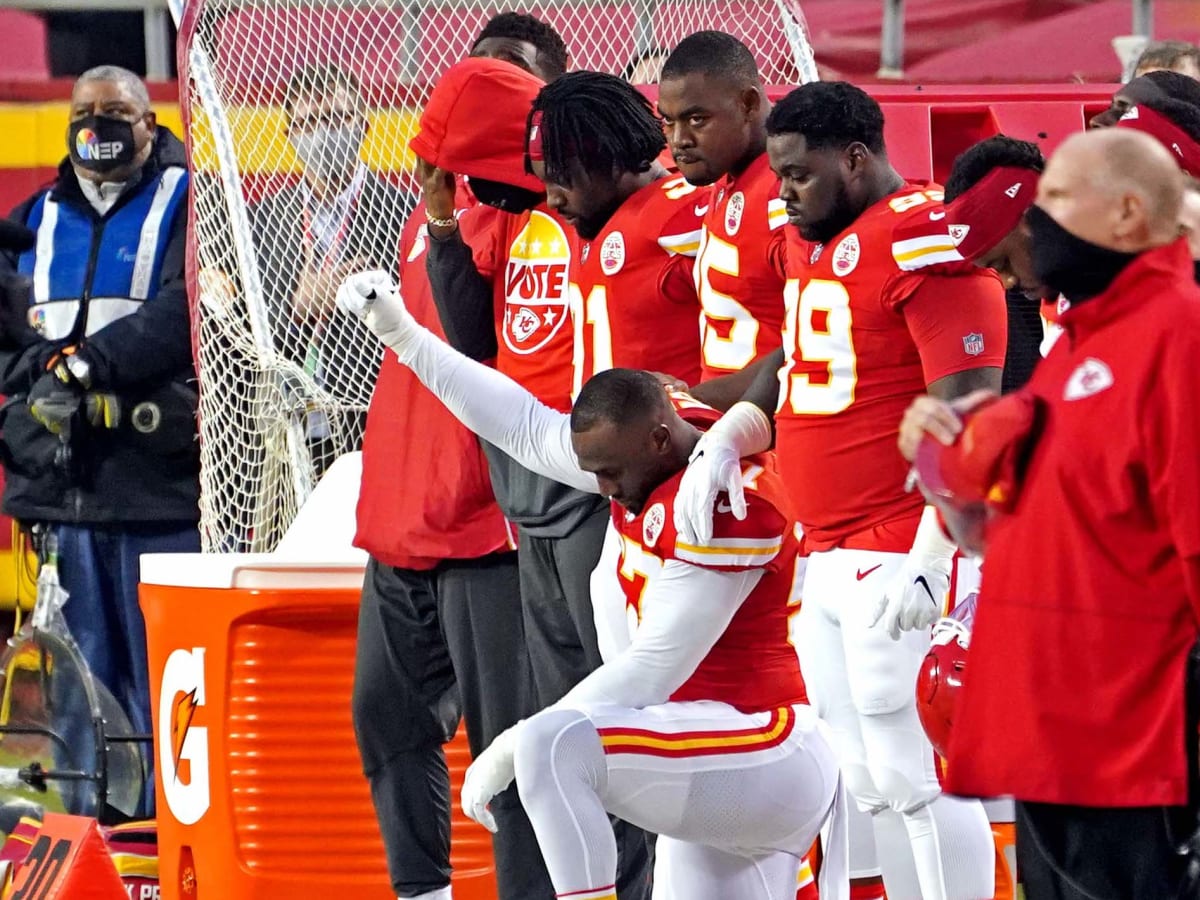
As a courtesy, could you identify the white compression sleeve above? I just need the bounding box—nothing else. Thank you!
[398,323,599,494]
[552,561,762,711]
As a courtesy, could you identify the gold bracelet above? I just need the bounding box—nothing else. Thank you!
[426,211,457,229]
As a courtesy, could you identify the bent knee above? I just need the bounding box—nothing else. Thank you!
[513,707,604,792]
[868,763,940,813]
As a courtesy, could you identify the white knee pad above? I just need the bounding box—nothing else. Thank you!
[841,761,887,813]
[513,707,606,796]
[868,763,940,815]
[858,708,940,814]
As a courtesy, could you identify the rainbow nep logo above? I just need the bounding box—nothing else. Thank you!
[76,127,125,161]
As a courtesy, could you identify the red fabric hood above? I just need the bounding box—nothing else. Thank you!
[409,57,544,193]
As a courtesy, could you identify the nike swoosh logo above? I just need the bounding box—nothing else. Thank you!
[855,564,882,581]
[929,211,946,221]
[915,575,936,601]
[694,204,709,216]
[716,501,733,514]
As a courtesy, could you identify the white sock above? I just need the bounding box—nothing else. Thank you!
[403,889,451,900]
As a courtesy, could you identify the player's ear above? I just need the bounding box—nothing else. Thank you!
[741,87,762,119]
[843,141,870,176]
[649,423,672,455]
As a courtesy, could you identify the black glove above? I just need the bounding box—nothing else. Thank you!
[27,372,82,436]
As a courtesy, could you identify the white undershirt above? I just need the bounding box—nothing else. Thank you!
[76,174,127,216]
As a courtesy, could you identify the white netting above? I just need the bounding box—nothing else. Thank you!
[179,0,816,553]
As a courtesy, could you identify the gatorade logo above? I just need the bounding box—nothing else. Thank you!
[159,648,210,826]
[502,210,571,355]
[75,128,126,161]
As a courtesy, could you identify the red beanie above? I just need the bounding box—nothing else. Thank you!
[409,57,544,193]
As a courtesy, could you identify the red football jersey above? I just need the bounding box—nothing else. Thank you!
[356,198,513,569]
[612,394,806,713]
[491,205,575,412]
[570,174,705,397]
[696,153,789,380]
[775,184,1007,552]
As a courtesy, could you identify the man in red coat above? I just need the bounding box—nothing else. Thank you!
[899,127,1200,899]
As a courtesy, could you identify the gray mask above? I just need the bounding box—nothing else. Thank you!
[291,123,364,180]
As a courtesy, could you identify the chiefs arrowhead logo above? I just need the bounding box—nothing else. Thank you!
[948,224,970,245]
[1064,357,1113,401]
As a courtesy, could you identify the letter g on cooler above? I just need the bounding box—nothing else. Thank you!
[159,647,211,825]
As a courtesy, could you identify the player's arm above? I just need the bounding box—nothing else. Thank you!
[553,560,762,711]
[688,351,782,416]
[426,227,500,362]
[337,271,599,494]
[420,160,500,362]
[672,347,782,544]
[873,270,1008,637]
[901,272,1007,400]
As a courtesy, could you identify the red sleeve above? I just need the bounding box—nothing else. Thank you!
[668,488,789,572]
[900,271,1008,385]
[658,252,701,307]
[460,204,507,282]
[767,227,788,280]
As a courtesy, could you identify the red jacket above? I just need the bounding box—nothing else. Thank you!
[947,239,1200,807]
[354,197,513,569]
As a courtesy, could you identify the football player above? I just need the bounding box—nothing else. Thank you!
[656,32,788,408]
[526,72,705,393]
[658,33,877,898]
[675,82,1006,899]
[337,273,849,900]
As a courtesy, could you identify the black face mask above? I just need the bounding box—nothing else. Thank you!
[469,177,544,213]
[68,115,136,174]
[1026,204,1138,304]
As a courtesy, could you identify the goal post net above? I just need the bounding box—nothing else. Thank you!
[175,0,816,553]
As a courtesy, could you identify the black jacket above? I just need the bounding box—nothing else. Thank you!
[0,128,199,524]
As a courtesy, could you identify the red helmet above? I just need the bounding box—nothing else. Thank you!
[916,616,971,758]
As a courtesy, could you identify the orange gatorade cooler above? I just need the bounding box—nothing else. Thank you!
[140,554,498,900]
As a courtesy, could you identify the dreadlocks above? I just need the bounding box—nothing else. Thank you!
[527,71,666,185]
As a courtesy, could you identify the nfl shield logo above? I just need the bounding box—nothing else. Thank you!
[962,332,985,356]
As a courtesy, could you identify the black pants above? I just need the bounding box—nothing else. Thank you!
[517,506,655,900]
[351,552,554,899]
[1016,800,1190,899]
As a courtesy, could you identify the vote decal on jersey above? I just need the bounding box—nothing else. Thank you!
[832,233,860,277]
[601,231,626,275]
[503,210,571,355]
[725,191,745,236]
[643,502,666,548]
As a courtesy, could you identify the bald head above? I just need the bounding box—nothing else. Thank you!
[1037,129,1183,252]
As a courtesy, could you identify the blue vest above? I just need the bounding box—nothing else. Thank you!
[17,167,189,341]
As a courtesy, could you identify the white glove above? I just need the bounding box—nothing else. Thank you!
[870,506,956,641]
[335,269,419,354]
[674,401,773,546]
[460,723,521,833]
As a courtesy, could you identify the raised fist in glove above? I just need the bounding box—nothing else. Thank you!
[335,270,418,354]
[460,723,521,833]
[673,401,772,546]
[870,507,955,640]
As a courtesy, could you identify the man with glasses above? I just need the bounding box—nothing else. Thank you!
[250,64,411,467]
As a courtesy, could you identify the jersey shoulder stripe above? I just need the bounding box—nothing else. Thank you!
[674,534,783,568]
[767,198,788,231]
